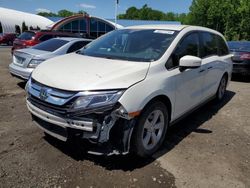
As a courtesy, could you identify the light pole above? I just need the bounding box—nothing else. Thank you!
[115,0,119,29]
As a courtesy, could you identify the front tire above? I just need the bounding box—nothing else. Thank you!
[132,101,168,157]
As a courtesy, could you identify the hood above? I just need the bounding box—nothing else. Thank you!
[32,53,150,91]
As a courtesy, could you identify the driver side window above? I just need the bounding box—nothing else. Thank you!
[166,32,199,70]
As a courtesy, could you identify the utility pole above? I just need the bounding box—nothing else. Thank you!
[115,0,119,29]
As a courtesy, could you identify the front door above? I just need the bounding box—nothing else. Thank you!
[166,32,205,119]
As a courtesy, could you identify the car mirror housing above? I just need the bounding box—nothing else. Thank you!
[179,55,202,72]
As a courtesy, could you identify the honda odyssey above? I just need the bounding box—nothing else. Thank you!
[26,25,232,157]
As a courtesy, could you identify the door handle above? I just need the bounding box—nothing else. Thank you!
[207,66,213,70]
[199,69,205,73]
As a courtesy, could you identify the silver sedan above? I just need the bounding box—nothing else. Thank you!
[9,37,92,80]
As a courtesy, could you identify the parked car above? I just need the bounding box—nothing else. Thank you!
[227,41,250,75]
[11,30,77,54]
[25,25,232,157]
[0,33,17,45]
[9,37,92,80]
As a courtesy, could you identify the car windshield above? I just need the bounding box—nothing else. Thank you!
[18,31,35,40]
[79,29,178,62]
[32,38,69,52]
[227,41,250,52]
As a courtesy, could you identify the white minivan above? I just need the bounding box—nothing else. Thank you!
[26,25,232,157]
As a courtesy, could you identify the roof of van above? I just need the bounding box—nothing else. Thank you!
[124,24,223,37]
[125,24,188,31]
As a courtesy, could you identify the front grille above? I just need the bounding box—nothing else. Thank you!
[28,79,77,117]
[28,95,73,116]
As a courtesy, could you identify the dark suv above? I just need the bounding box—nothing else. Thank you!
[0,33,17,45]
[11,30,78,54]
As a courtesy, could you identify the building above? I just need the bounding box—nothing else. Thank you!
[49,14,123,39]
[0,7,53,34]
[48,15,180,39]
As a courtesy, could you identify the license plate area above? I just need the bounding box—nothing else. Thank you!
[32,115,68,141]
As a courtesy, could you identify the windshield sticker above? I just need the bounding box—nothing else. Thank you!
[154,30,175,35]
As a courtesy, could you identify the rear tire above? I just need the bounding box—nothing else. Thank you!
[216,74,227,101]
[132,101,168,157]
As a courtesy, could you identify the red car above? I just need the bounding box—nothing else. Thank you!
[0,33,17,45]
[11,30,78,54]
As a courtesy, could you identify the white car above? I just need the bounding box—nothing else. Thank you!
[9,37,92,80]
[25,25,232,157]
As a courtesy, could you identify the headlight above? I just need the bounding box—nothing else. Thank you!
[28,59,45,68]
[72,90,124,110]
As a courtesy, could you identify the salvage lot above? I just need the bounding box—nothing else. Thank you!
[0,46,250,188]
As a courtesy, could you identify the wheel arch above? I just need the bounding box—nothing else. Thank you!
[141,94,172,122]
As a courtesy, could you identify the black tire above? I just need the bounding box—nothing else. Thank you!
[132,101,169,157]
[215,74,228,101]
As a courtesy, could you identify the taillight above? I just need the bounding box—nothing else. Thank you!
[240,53,250,60]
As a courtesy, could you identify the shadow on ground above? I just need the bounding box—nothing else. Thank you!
[231,74,250,83]
[44,90,235,171]
[17,81,26,89]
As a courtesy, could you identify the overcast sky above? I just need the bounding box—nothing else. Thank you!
[0,0,193,18]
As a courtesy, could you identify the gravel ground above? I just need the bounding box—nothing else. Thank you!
[0,47,249,188]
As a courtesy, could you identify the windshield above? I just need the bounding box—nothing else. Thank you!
[18,31,35,40]
[32,38,69,52]
[79,29,178,62]
[227,41,250,52]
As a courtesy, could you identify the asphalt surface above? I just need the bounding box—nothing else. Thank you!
[0,47,249,188]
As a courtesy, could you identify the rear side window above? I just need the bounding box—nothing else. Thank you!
[18,31,35,40]
[166,32,199,69]
[32,39,68,52]
[200,32,218,58]
[217,35,229,56]
[67,41,91,53]
[39,34,54,42]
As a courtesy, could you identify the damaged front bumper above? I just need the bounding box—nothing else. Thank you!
[27,99,136,156]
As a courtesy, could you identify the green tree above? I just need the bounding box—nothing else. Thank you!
[37,12,58,17]
[188,0,250,40]
[118,4,187,22]
[58,9,74,17]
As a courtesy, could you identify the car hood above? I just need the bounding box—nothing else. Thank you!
[32,53,150,91]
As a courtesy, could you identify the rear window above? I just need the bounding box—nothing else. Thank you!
[227,41,250,52]
[18,31,35,40]
[32,38,69,52]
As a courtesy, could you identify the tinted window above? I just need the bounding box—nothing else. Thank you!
[80,29,178,62]
[217,36,229,55]
[18,31,35,40]
[39,34,54,42]
[67,41,91,53]
[80,19,87,32]
[200,32,218,58]
[166,32,199,69]
[32,39,68,52]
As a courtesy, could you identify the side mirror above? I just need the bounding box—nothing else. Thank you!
[179,55,202,72]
